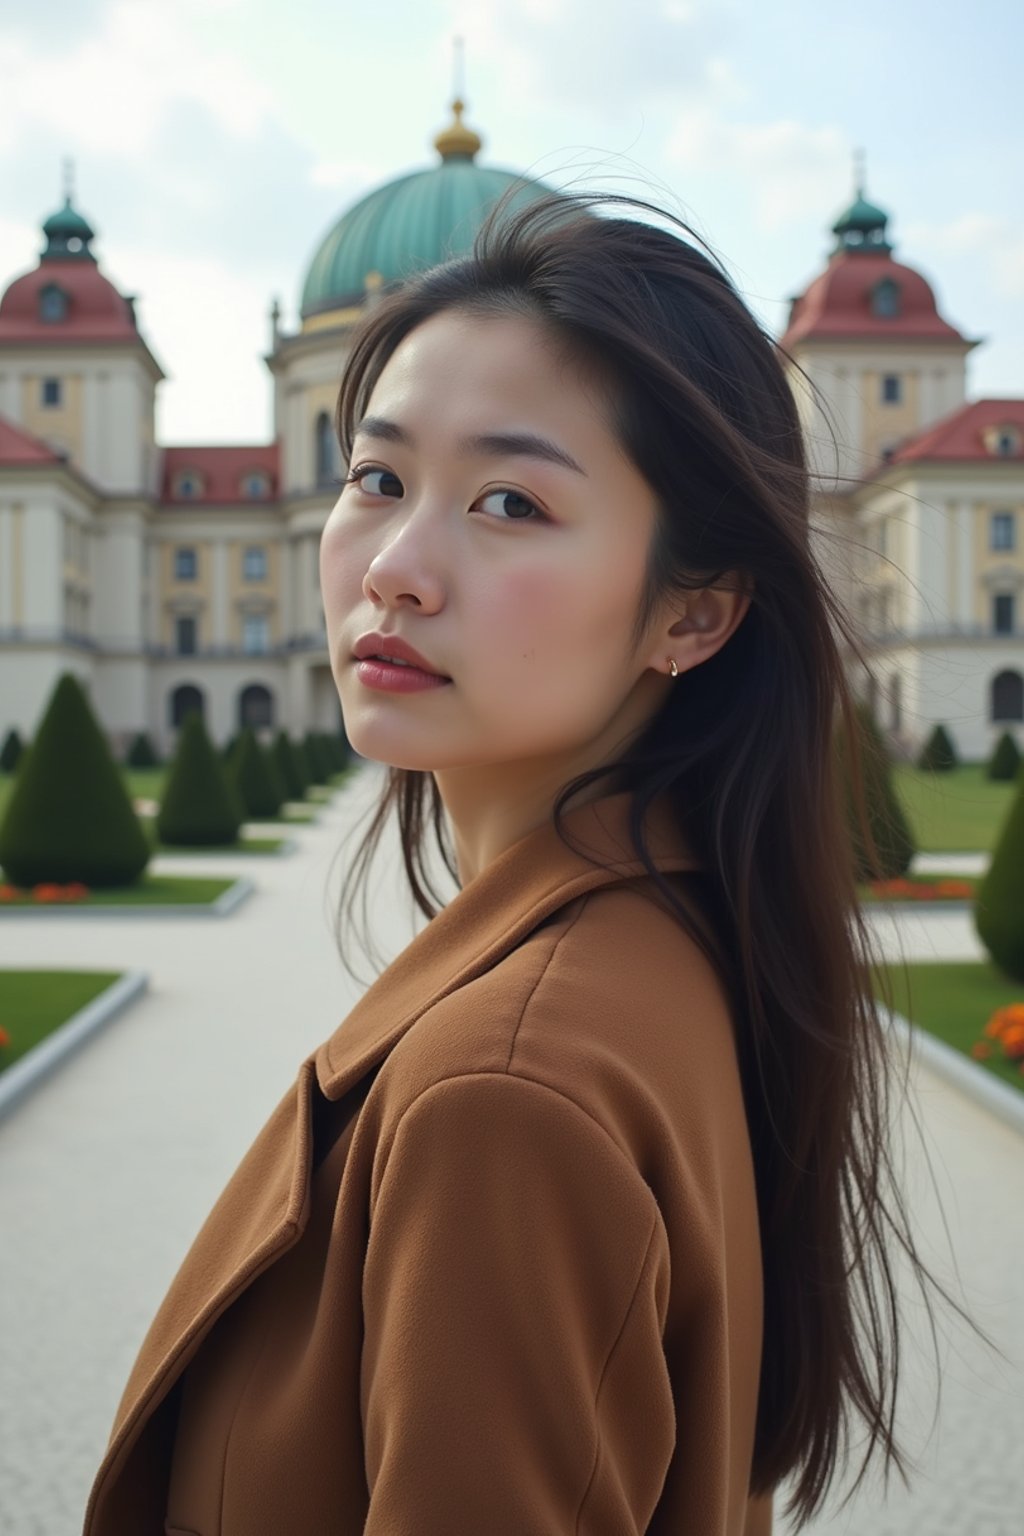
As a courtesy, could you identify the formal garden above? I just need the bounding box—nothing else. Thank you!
[0,676,1022,1108]
[0,671,354,1086]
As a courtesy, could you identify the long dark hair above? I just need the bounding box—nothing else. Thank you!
[325,184,997,1527]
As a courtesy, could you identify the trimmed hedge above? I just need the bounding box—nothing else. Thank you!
[125,730,160,768]
[0,728,25,774]
[227,728,287,818]
[157,711,245,845]
[269,730,306,801]
[838,700,916,881]
[974,770,1024,981]
[918,723,958,771]
[988,730,1022,782]
[0,672,151,887]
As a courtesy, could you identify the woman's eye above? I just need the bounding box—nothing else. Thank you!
[476,488,544,522]
[346,465,401,497]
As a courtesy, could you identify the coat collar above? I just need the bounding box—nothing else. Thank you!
[314,786,702,1102]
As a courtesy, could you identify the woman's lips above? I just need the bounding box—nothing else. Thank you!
[354,658,453,693]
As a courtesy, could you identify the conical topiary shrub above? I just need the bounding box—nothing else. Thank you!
[917,723,958,772]
[974,772,1024,982]
[837,699,916,882]
[222,731,240,763]
[125,730,159,768]
[0,672,151,887]
[0,727,25,774]
[987,730,1022,783]
[302,730,331,785]
[157,711,245,846]
[227,727,288,818]
[269,730,304,801]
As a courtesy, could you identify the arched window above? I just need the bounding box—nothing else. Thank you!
[170,684,205,729]
[871,279,901,319]
[991,670,1024,723]
[315,412,339,486]
[39,285,68,323]
[239,683,273,730]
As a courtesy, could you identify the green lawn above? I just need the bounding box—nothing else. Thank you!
[892,763,1020,853]
[0,970,124,1072]
[873,959,1024,1095]
[0,873,236,906]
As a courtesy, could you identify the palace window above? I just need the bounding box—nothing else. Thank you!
[242,472,269,499]
[243,546,267,581]
[871,279,901,319]
[993,593,1016,634]
[881,374,901,403]
[991,511,1016,551]
[315,411,339,486]
[176,616,197,654]
[991,670,1024,723]
[175,547,197,580]
[243,614,269,654]
[39,286,68,323]
[41,378,62,407]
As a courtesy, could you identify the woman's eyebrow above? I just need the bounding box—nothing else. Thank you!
[352,414,588,477]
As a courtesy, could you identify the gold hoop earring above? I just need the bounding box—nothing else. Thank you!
[669,658,679,678]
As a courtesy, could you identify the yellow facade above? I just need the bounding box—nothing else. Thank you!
[972,500,1024,625]
[21,373,84,462]
[860,369,920,463]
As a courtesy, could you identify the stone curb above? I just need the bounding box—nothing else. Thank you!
[0,876,254,919]
[0,970,149,1127]
[881,1004,1024,1140]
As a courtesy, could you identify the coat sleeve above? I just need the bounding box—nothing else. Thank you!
[360,1071,676,1535]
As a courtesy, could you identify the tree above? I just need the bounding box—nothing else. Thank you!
[0,728,25,774]
[0,672,150,887]
[227,727,288,818]
[269,730,305,801]
[987,730,1022,783]
[125,730,159,768]
[917,723,957,771]
[974,771,1024,982]
[302,730,331,785]
[157,711,244,846]
[837,700,916,882]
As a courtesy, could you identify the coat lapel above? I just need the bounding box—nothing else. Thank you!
[314,787,701,1102]
[84,788,700,1533]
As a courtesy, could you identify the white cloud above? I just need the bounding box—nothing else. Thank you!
[901,214,1024,300]
[99,244,278,444]
[0,0,279,161]
[663,105,851,232]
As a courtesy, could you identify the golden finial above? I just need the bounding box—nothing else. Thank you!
[433,37,482,161]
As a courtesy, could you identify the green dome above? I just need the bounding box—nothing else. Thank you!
[300,100,558,319]
[41,194,97,263]
[830,189,893,256]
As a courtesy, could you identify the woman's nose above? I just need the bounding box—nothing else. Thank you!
[362,512,445,611]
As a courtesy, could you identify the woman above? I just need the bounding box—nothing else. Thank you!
[82,188,984,1536]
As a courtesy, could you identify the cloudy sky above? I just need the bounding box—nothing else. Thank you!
[2,0,1021,446]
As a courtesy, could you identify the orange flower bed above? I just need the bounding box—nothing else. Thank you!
[868,876,974,900]
[0,882,90,903]
[975,1003,1024,1074]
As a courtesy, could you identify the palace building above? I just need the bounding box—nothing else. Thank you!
[1,106,1021,761]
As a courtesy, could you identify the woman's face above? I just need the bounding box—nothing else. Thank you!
[320,308,680,782]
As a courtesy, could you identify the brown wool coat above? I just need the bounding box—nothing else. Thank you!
[82,788,774,1536]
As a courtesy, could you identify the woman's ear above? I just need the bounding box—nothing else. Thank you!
[662,576,753,676]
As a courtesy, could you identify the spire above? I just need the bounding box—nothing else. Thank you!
[41,160,97,263]
[830,148,893,257]
[433,37,483,162]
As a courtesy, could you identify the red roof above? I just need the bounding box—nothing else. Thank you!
[159,443,280,504]
[781,252,971,348]
[0,413,64,466]
[0,257,141,344]
[859,398,1024,485]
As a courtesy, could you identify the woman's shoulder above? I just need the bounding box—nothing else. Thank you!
[378,875,745,1172]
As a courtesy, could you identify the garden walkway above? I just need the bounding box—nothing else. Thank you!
[0,762,1020,1535]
